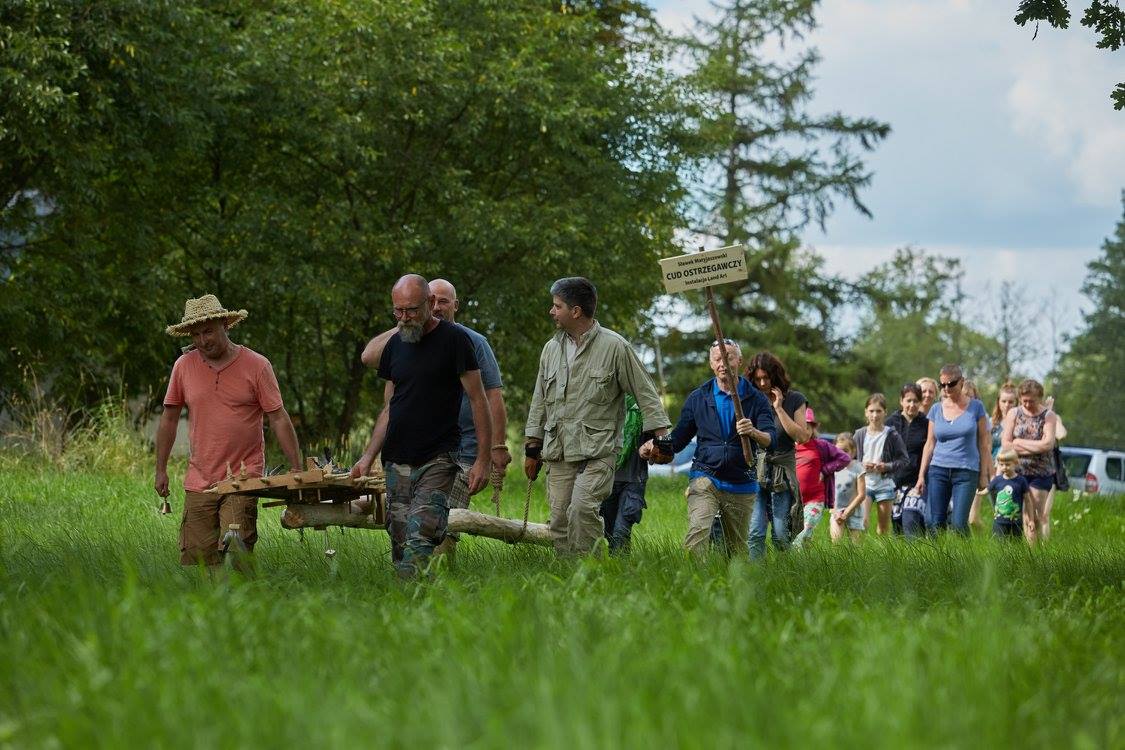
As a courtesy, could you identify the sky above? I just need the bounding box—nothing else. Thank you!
[650,0,1124,377]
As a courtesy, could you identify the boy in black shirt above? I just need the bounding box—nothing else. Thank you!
[989,449,1031,540]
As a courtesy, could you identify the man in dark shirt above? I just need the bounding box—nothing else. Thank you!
[351,274,496,577]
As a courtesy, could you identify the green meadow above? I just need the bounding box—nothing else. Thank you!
[1,455,1122,749]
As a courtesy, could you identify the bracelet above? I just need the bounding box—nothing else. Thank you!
[491,444,509,451]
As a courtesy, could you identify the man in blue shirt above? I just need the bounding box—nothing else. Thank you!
[641,340,776,557]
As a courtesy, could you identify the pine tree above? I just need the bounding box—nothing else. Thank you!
[666,0,889,425]
[1052,192,1125,446]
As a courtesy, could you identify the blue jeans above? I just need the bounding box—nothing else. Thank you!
[925,466,978,534]
[902,509,926,538]
[748,486,792,559]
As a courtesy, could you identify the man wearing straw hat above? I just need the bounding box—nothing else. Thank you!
[154,294,302,572]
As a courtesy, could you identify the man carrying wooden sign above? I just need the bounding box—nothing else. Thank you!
[641,246,777,556]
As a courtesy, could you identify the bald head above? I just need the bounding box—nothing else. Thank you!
[430,278,459,323]
[393,274,430,297]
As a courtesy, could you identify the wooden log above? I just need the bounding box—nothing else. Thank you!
[280,502,383,530]
[279,504,550,546]
[447,508,551,546]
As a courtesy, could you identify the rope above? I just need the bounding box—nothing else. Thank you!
[490,467,504,516]
[513,476,533,543]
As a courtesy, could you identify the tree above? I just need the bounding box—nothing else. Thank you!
[1052,191,1125,447]
[851,247,1004,416]
[984,280,1041,383]
[660,0,889,426]
[1014,1,1125,109]
[0,0,689,445]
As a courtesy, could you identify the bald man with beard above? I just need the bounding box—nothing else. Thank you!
[351,274,497,577]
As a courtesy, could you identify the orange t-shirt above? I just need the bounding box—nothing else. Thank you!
[163,346,284,492]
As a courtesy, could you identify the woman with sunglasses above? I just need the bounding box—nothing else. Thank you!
[913,364,992,533]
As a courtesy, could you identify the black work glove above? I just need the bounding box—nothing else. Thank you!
[651,435,675,464]
[524,442,543,481]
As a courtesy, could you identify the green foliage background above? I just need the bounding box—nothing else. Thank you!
[2,0,685,442]
[2,0,1122,446]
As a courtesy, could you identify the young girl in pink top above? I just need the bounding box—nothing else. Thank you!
[792,408,852,548]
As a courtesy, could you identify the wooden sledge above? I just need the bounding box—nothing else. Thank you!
[205,458,549,546]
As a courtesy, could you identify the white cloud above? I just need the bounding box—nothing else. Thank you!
[1005,34,1125,208]
[648,0,1120,372]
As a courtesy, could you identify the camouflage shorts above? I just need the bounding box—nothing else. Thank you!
[384,454,460,577]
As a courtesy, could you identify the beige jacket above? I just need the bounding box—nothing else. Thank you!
[526,322,670,463]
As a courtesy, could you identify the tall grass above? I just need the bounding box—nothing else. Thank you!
[2,390,152,477]
[0,454,1122,747]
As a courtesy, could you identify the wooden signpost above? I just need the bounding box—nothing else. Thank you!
[659,244,754,464]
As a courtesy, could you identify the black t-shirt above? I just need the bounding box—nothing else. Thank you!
[886,410,930,487]
[771,389,806,454]
[378,319,479,465]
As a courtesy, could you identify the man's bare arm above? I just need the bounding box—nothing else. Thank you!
[360,328,398,369]
[266,407,302,470]
[351,381,394,477]
[486,388,511,471]
[461,369,493,495]
[154,405,182,498]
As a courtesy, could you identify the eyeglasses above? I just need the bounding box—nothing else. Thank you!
[392,304,426,319]
[939,377,962,390]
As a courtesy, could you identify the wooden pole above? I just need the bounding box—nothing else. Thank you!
[704,286,754,465]
[280,504,552,547]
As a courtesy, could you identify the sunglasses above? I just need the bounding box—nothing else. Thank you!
[711,338,735,347]
[939,377,962,390]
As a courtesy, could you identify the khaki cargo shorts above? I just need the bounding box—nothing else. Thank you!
[180,491,258,566]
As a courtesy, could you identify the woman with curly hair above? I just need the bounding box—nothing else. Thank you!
[744,351,811,558]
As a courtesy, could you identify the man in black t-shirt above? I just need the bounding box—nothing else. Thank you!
[351,274,496,577]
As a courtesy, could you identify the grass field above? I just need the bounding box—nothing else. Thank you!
[1,457,1122,748]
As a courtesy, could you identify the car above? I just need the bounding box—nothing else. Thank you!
[647,438,696,477]
[1058,446,1125,495]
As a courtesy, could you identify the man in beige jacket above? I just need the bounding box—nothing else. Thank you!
[525,277,670,556]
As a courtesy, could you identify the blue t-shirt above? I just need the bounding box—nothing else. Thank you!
[928,398,986,471]
[989,474,1029,521]
[689,379,758,494]
[454,324,503,465]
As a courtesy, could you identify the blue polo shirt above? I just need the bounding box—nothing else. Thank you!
[688,378,759,494]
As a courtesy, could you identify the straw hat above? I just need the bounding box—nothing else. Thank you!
[165,294,248,336]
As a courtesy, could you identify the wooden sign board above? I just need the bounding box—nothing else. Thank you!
[658,245,748,294]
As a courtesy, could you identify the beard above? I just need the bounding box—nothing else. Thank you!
[399,320,424,343]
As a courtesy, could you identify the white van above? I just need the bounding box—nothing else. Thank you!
[1058,447,1125,495]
